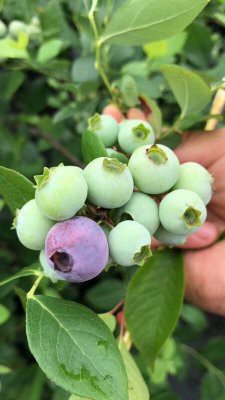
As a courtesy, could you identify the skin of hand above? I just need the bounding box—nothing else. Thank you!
[103,105,225,315]
[174,129,225,315]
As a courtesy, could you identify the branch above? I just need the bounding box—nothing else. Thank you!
[30,128,84,168]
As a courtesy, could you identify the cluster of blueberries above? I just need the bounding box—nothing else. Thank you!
[14,113,213,283]
[0,17,41,40]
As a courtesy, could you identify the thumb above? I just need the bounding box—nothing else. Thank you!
[178,222,219,249]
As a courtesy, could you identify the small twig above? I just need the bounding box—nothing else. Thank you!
[205,88,225,131]
[109,299,124,315]
[30,128,84,168]
[88,1,114,97]
[180,343,225,388]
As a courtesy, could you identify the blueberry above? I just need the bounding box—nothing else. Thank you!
[13,199,54,250]
[35,164,88,221]
[159,189,207,235]
[154,226,187,246]
[88,113,119,147]
[118,119,155,155]
[173,162,213,205]
[108,220,151,267]
[45,217,109,282]
[128,144,180,194]
[118,192,160,235]
[84,157,134,209]
[39,250,63,282]
[9,20,27,39]
[0,20,7,38]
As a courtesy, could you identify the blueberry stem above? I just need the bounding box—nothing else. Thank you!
[88,2,115,98]
[27,272,44,299]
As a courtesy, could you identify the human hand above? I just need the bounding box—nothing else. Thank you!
[174,129,225,315]
[103,104,225,315]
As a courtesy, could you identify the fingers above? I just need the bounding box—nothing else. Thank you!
[175,128,225,168]
[103,104,124,123]
[184,240,225,315]
[103,105,147,123]
[177,222,219,249]
[152,222,219,250]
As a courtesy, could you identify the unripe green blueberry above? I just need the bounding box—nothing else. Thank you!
[9,20,28,39]
[35,164,88,221]
[0,21,7,38]
[88,113,119,147]
[173,162,213,205]
[13,199,54,250]
[118,119,155,155]
[154,226,186,246]
[159,189,207,235]
[108,220,151,267]
[27,24,41,38]
[30,16,40,28]
[128,144,180,194]
[39,250,63,282]
[118,192,160,235]
[84,157,134,209]
[106,148,129,164]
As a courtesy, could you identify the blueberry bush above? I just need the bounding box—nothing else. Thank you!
[0,0,225,399]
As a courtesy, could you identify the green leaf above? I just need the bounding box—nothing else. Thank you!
[0,34,29,59]
[0,166,35,213]
[143,33,188,59]
[0,264,40,287]
[53,104,76,124]
[0,304,10,325]
[201,372,225,400]
[40,0,64,38]
[69,339,150,400]
[184,22,213,69]
[161,65,211,117]
[71,57,99,83]
[26,296,128,400]
[0,71,25,101]
[99,313,117,332]
[125,250,184,367]
[119,340,149,400]
[120,75,140,107]
[181,304,208,333]
[37,40,63,64]
[139,94,162,137]
[85,278,125,311]
[202,337,225,364]
[100,0,210,46]
[81,129,108,165]
[0,365,12,375]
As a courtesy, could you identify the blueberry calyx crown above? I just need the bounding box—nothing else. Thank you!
[133,245,152,266]
[182,206,202,229]
[103,158,126,173]
[11,209,19,230]
[147,145,168,165]
[132,123,150,141]
[50,251,73,273]
[88,113,102,131]
[34,163,64,189]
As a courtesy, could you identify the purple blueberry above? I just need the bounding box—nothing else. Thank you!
[45,217,109,282]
